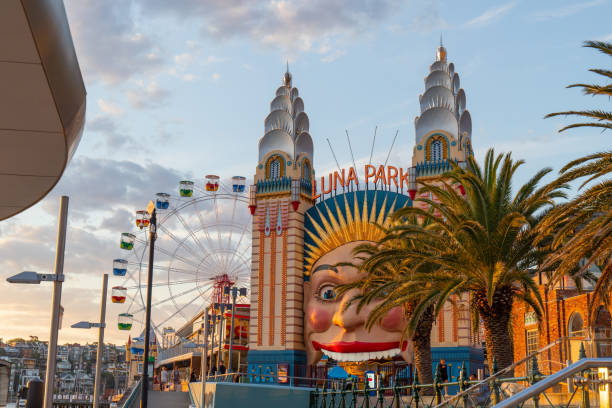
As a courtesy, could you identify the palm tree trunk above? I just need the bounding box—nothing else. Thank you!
[481,310,514,375]
[411,305,435,393]
[473,289,515,375]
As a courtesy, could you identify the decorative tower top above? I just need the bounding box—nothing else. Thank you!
[436,35,447,62]
[413,42,473,168]
[283,61,292,87]
[257,68,313,164]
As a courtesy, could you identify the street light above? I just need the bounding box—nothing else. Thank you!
[223,286,247,373]
[6,271,64,284]
[141,201,157,408]
[70,274,108,408]
[6,196,69,408]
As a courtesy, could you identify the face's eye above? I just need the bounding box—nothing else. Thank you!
[317,284,337,301]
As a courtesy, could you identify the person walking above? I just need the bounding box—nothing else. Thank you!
[160,367,168,391]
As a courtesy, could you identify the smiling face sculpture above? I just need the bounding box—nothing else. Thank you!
[303,190,413,365]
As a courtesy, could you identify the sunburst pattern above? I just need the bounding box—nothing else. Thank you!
[303,190,410,279]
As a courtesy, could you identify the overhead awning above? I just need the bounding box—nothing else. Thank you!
[0,0,86,220]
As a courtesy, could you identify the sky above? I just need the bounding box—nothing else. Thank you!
[0,0,611,346]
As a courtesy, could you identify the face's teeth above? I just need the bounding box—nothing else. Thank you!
[322,348,402,362]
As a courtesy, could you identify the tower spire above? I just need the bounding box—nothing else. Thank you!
[440,33,443,47]
[283,60,292,86]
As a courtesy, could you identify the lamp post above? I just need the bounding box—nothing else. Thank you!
[71,273,108,408]
[141,201,157,408]
[209,313,216,376]
[6,196,69,408]
[223,287,247,373]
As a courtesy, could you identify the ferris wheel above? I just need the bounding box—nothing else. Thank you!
[110,175,252,337]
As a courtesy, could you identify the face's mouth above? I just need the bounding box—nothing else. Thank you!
[312,341,407,362]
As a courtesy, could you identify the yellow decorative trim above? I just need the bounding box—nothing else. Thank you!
[265,155,286,179]
[304,192,400,278]
[425,134,449,161]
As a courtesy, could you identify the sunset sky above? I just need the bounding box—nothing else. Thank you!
[0,0,610,345]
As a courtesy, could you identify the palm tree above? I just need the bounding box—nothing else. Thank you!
[544,41,611,132]
[336,216,437,387]
[540,40,612,318]
[375,150,567,372]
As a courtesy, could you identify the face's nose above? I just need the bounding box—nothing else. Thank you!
[332,288,366,332]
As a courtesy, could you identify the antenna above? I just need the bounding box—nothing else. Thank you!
[383,130,399,167]
[368,126,377,166]
[345,130,357,171]
[286,60,289,73]
[440,33,443,46]
[326,138,342,173]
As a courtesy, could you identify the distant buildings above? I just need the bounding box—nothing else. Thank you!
[0,338,126,401]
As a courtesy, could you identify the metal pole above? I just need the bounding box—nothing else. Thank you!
[93,274,108,408]
[210,313,216,376]
[200,312,209,408]
[43,195,69,408]
[228,289,237,373]
[217,304,225,373]
[141,209,156,408]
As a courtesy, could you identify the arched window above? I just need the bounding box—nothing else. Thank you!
[265,155,285,179]
[431,139,443,162]
[568,312,584,337]
[302,160,311,181]
[270,160,281,179]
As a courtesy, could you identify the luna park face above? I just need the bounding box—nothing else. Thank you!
[303,241,412,365]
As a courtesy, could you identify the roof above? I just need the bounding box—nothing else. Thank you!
[0,0,86,220]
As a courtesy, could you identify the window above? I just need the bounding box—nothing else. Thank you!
[568,312,585,337]
[270,160,281,179]
[524,311,537,326]
[303,161,311,181]
[526,329,539,356]
[432,139,443,162]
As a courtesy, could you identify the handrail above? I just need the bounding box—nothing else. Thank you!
[494,357,612,408]
[119,378,142,408]
[435,336,571,407]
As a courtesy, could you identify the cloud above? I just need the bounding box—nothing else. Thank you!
[97,99,124,116]
[137,0,405,61]
[64,0,164,84]
[529,0,606,21]
[126,81,171,109]
[465,2,517,27]
[211,73,221,81]
[86,115,134,153]
[182,73,198,82]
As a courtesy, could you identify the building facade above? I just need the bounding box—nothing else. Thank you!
[247,43,484,383]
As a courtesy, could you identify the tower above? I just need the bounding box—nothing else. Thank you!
[412,42,472,170]
[247,68,315,380]
[411,42,484,382]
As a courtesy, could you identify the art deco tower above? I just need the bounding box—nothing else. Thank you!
[412,41,473,173]
[246,69,315,379]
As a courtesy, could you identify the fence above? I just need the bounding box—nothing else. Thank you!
[310,343,612,408]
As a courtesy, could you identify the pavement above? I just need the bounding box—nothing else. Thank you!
[146,391,190,408]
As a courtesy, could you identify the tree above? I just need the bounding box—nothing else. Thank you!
[540,41,612,319]
[336,215,437,389]
[378,149,567,372]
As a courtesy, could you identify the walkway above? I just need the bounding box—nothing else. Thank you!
[147,391,189,408]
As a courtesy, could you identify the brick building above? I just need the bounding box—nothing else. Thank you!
[512,281,612,377]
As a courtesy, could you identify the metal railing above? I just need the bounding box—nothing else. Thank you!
[309,342,612,408]
[118,379,141,408]
[495,357,612,408]
[156,343,201,363]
